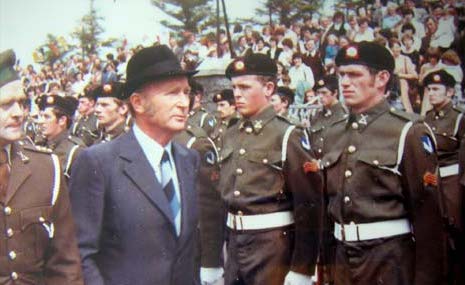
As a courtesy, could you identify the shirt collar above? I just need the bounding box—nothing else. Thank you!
[133,123,173,168]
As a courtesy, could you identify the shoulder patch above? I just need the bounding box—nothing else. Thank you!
[453,105,465,114]
[300,134,311,150]
[389,108,420,122]
[421,135,435,154]
[204,150,216,165]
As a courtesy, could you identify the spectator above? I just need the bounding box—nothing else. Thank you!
[441,49,463,100]
[288,52,315,104]
[277,38,294,68]
[101,62,117,85]
[353,17,375,42]
[267,36,283,61]
[382,3,402,30]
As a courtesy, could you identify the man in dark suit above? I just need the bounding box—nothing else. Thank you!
[69,45,200,285]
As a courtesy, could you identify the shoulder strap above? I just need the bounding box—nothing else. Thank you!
[64,145,80,178]
[282,125,296,167]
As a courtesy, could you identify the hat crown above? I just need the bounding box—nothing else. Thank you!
[127,45,180,82]
[0,49,19,88]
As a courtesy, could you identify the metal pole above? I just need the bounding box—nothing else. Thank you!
[221,0,235,58]
[216,0,221,58]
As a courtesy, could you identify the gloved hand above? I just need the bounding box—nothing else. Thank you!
[283,271,314,285]
[200,267,224,285]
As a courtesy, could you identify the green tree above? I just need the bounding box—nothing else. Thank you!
[256,0,321,26]
[72,0,104,57]
[34,34,75,65]
[151,0,213,33]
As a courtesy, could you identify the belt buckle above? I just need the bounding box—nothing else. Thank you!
[232,214,237,230]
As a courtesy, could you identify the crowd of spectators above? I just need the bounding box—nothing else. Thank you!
[15,0,465,115]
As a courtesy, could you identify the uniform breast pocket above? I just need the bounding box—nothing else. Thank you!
[321,150,343,195]
[20,206,53,259]
[244,151,284,190]
[357,151,401,191]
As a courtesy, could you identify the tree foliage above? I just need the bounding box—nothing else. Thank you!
[71,0,104,56]
[151,0,213,33]
[256,0,322,26]
[33,34,75,64]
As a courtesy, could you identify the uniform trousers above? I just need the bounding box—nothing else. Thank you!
[224,226,294,285]
[334,234,414,285]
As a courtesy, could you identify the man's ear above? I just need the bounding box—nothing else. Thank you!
[129,93,145,115]
[446,87,455,98]
[263,81,276,100]
[375,70,391,90]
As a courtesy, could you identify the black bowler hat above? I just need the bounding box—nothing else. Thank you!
[335,41,395,73]
[95,82,125,100]
[423,69,455,88]
[37,95,78,117]
[213,89,234,103]
[225,53,277,79]
[0,49,19,88]
[125,45,197,97]
[313,75,339,92]
[276,86,295,105]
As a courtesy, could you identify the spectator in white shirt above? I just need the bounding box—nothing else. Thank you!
[288,53,315,104]
[353,17,375,42]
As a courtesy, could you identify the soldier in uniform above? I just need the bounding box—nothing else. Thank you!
[36,94,85,180]
[71,88,99,146]
[219,53,322,285]
[423,69,465,285]
[21,97,39,145]
[309,75,347,159]
[187,79,217,136]
[210,89,239,152]
[0,49,83,284]
[94,82,130,144]
[269,86,300,124]
[175,122,224,285]
[321,41,445,285]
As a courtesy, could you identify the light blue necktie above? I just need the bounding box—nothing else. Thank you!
[160,151,180,225]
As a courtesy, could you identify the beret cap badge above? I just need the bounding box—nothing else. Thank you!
[216,94,222,100]
[234,61,245,71]
[46,96,55,104]
[433,75,441,82]
[346,47,358,58]
[103,84,112,94]
[318,80,325,86]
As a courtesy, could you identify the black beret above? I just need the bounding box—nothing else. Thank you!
[313,75,339,92]
[95,82,125,100]
[213,89,234,103]
[423,69,455,88]
[276,86,295,104]
[77,87,97,101]
[225,53,277,79]
[125,45,197,97]
[0,49,19,88]
[335,41,395,73]
[37,95,78,117]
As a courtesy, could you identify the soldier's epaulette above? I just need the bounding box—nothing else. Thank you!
[453,105,465,114]
[186,124,208,138]
[276,114,293,124]
[22,144,53,154]
[389,107,421,122]
[67,135,86,146]
[331,113,349,126]
[227,116,240,127]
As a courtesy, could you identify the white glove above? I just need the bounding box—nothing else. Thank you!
[283,271,314,285]
[200,267,224,285]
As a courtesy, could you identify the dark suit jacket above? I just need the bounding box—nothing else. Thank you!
[69,130,200,285]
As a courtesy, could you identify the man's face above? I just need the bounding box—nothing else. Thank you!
[337,64,381,113]
[95,97,126,129]
[38,107,65,139]
[293,57,302,66]
[317,87,337,108]
[216,101,236,119]
[427,84,452,108]
[0,81,26,146]
[132,76,190,137]
[78,97,94,115]
[270,94,286,114]
[231,75,273,118]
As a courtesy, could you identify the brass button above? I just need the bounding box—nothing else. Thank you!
[432,127,436,131]
[233,190,240,197]
[351,122,359,130]
[373,160,379,165]
[6,228,13,238]
[347,145,356,153]
[344,196,351,203]
[8,251,16,260]
[39,217,45,222]
[187,125,192,130]
[219,129,223,133]
[345,170,352,178]
[318,149,322,153]
[4,207,12,215]
[245,127,253,134]
[325,161,330,167]
[236,168,243,175]
[320,137,324,141]
[442,133,447,136]
[11,272,18,280]
[435,116,439,120]
[239,148,246,155]
[237,211,243,216]
[262,158,268,164]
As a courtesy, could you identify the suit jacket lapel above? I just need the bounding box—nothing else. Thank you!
[119,131,175,227]
[6,143,32,203]
[172,143,196,243]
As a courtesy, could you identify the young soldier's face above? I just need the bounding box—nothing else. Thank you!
[0,81,25,146]
[231,75,274,118]
[269,94,286,114]
[95,97,126,129]
[426,84,453,108]
[38,108,65,139]
[317,87,337,108]
[216,101,235,119]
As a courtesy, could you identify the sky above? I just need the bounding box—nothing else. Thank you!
[0,0,266,66]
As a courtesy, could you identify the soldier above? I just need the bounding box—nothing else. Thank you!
[36,94,85,180]
[0,49,83,284]
[321,41,445,285]
[71,88,99,146]
[94,82,130,143]
[219,53,322,285]
[210,89,239,152]
[22,97,39,145]
[187,79,217,136]
[423,69,465,285]
[269,86,300,124]
[309,74,347,159]
[174,123,224,285]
